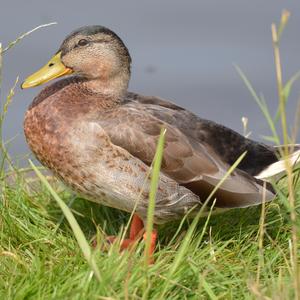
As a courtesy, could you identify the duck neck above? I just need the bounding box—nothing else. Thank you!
[82,70,130,99]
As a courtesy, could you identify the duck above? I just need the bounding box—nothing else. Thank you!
[21,25,299,260]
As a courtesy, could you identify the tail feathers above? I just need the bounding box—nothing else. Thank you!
[255,148,300,180]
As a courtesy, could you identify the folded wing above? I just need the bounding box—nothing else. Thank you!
[97,95,275,208]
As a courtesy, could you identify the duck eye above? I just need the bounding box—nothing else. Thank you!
[77,39,89,47]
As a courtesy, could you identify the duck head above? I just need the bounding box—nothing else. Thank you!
[22,25,132,95]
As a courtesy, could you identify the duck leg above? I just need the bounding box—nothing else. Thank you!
[143,229,157,265]
[106,214,144,250]
[129,214,144,240]
[106,214,157,263]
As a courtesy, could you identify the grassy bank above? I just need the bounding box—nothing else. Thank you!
[1,175,299,299]
[1,11,299,300]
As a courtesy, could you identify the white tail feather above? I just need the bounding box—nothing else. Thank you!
[255,149,300,180]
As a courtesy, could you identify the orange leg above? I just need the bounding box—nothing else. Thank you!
[130,214,145,240]
[106,214,145,250]
[97,214,158,263]
[143,229,157,265]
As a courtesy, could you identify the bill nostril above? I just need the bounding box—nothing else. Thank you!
[49,63,54,67]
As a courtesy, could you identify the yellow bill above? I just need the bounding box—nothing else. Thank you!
[21,52,73,89]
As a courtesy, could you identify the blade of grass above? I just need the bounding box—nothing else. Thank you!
[271,12,299,299]
[29,159,101,282]
[1,22,57,54]
[201,277,218,300]
[235,64,280,145]
[0,77,19,174]
[1,23,57,176]
[144,128,166,266]
[278,9,290,39]
[256,182,267,284]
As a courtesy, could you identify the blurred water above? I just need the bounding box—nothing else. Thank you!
[1,0,300,162]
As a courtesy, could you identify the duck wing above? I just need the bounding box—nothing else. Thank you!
[127,93,279,176]
[97,93,275,208]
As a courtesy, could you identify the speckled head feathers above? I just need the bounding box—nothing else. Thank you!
[64,25,123,42]
[57,25,132,80]
[59,26,131,63]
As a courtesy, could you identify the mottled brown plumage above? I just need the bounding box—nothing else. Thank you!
[23,26,282,226]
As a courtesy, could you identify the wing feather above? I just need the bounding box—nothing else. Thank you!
[97,94,275,208]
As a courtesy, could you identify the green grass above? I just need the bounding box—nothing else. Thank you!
[1,11,300,300]
[1,176,299,299]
